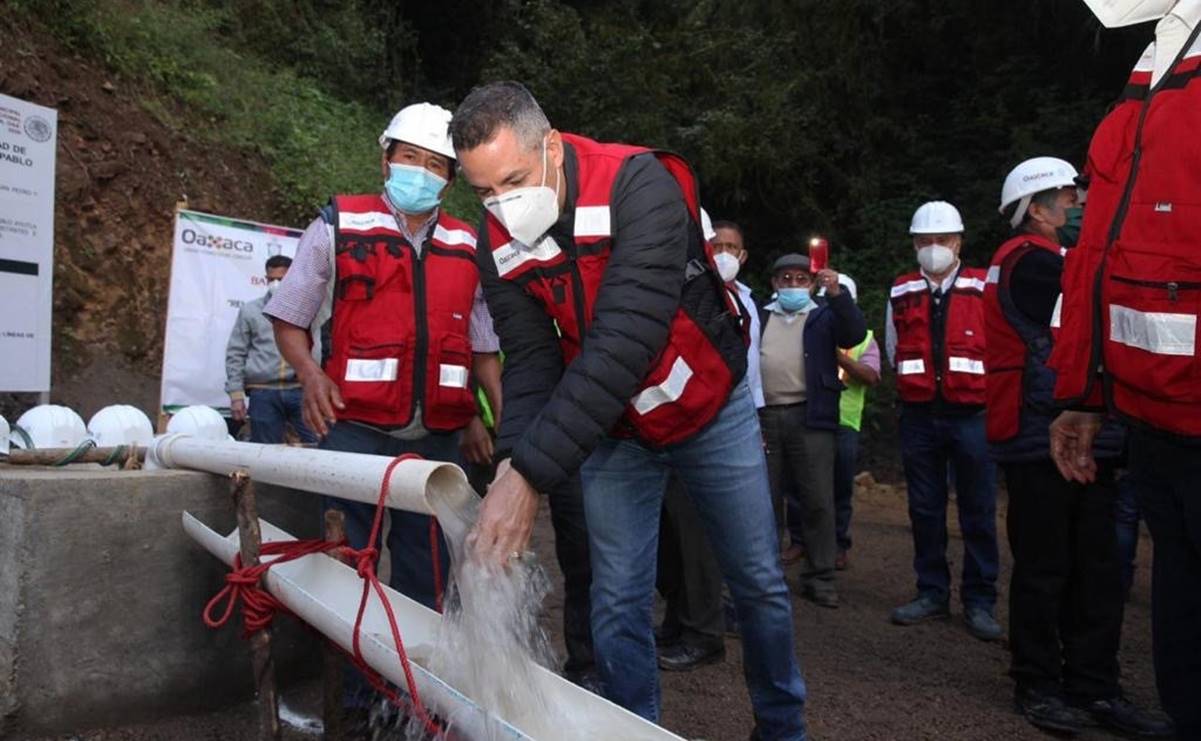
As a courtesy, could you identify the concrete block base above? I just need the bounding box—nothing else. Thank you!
[0,466,322,735]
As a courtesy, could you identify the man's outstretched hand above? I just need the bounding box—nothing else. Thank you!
[1050,410,1103,484]
[467,458,539,566]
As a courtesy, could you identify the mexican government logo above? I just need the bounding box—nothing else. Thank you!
[23,115,53,143]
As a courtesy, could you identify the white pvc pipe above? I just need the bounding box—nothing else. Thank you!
[150,434,474,516]
[183,513,684,741]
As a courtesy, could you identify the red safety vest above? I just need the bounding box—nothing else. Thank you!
[984,234,1063,442]
[485,133,746,446]
[890,267,988,405]
[325,194,480,431]
[1049,31,1201,438]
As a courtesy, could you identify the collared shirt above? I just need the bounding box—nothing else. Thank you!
[884,261,961,368]
[734,281,765,408]
[1153,0,1201,84]
[264,198,499,354]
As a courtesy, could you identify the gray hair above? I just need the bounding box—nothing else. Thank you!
[450,81,550,153]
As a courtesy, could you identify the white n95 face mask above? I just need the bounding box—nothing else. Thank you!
[267,279,282,294]
[917,244,956,274]
[713,252,741,282]
[1081,0,1175,28]
[484,136,561,247]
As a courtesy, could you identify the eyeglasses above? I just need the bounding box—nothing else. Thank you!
[775,272,812,285]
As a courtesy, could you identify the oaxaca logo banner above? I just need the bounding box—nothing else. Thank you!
[160,208,302,414]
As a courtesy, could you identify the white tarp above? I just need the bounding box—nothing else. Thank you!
[0,94,57,392]
[160,209,301,414]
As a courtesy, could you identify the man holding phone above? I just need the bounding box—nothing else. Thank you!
[759,252,868,608]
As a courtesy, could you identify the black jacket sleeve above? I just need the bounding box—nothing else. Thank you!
[1009,248,1063,325]
[827,290,868,350]
[475,227,566,467]
[509,154,689,492]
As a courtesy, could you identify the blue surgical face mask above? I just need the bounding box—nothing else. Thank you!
[384,163,447,215]
[777,287,812,312]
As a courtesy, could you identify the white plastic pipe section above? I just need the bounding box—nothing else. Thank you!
[183,513,685,741]
[148,434,472,516]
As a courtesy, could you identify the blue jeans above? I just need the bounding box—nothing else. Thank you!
[899,406,998,608]
[246,387,317,444]
[319,421,459,708]
[1114,470,1141,596]
[581,382,807,740]
[834,425,859,552]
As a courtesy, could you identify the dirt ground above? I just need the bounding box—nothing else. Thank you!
[18,472,1161,741]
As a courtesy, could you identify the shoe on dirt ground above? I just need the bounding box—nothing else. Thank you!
[780,543,805,565]
[657,639,726,672]
[1071,695,1175,737]
[890,595,950,625]
[800,583,840,609]
[963,605,1003,642]
[835,549,849,570]
[1014,686,1090,735]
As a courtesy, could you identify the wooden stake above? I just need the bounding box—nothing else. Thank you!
[231,470,281,741]
[322,508,348,741]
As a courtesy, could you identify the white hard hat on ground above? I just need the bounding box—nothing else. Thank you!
[88,405,155,447]
[379,102,455,160]
[1081,0,1175,27]
[1000,157,1080,228]
[910,201,965,235]
[166,405,230,441]
[0,415,9,456]
[700,207,717,241]
[14,405,89,449]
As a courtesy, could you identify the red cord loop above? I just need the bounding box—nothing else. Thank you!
[202,453,444,738]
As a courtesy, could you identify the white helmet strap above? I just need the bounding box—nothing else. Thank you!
[1010,194,1034,229]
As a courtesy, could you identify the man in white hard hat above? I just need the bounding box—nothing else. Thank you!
[265,102,504,714]
[986,158,1169,736]
[885,201,1000,641]
[1049,2,1201,735]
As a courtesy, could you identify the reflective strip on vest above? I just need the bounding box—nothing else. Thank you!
[986,266,1001,284]
[948,356,986,375]
[338,210,400,233]
[574,206,611,237]
[631,356,693,415]
[438,364,469,389]
[1109,304,1197,357]
[891,279,926,298]
[433,225,477,248]
[954,276,987,292]
[345,358,399,382]
[492,236,564,278]
[1050,293,1063,329]
[898,359,926,375]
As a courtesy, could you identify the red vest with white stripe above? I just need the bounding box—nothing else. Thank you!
[485,133,746,446]
[984,234,1062,442]
[325,194,479,431]
[1049,30,1201,438]
[890,267,988,405]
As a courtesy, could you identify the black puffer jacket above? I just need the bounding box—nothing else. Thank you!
[477,143,721,493]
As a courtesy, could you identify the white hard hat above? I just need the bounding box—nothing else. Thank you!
[88,405,155,447]
[166,405,230,441]
[14,405,89,449]
[0,414,9,456]
[700,207,716,241]
[1081,0,1175,28]
[1000,157,1079,228]
[909,201,965,235]
[379,102,455,160]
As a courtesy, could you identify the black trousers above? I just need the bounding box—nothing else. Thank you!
[656,477,724,645]
[1129,429,1201,737]
[1004,459,1123,700]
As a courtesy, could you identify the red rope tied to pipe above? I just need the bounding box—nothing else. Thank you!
[202,453,446,739]
[203,538,345,638]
